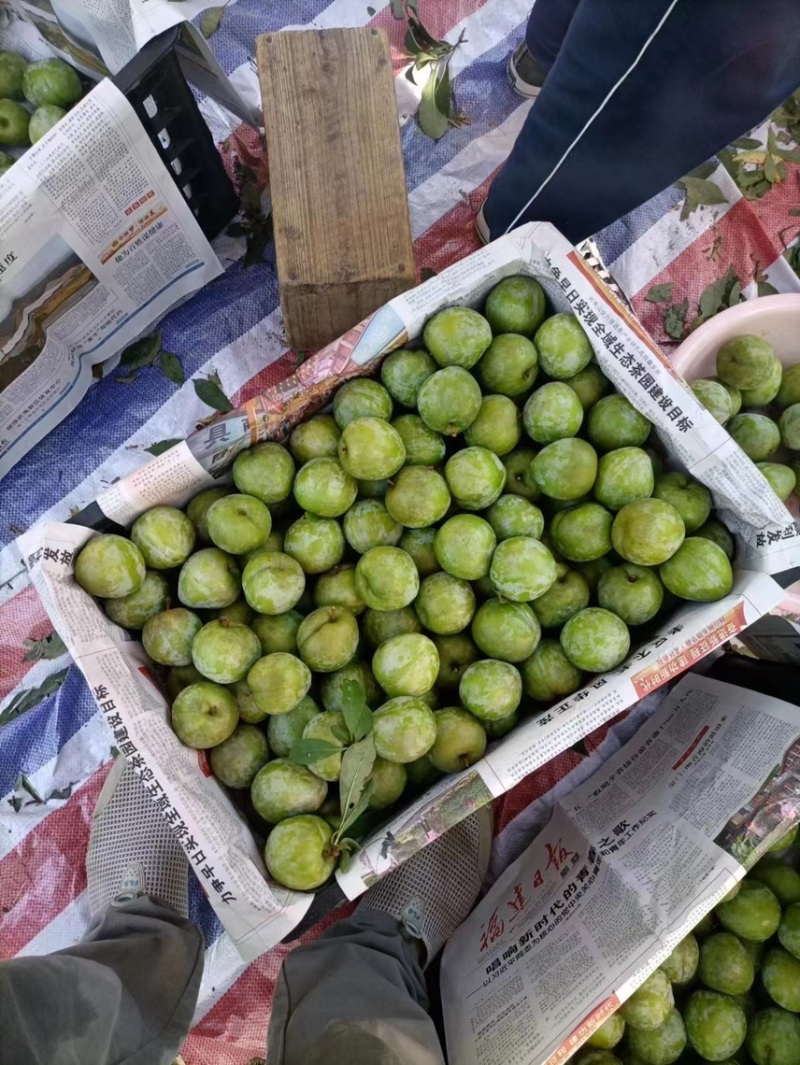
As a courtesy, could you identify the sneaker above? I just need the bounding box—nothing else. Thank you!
[86,757,190,918]
[507,41,548,100]
[359,806,493,967]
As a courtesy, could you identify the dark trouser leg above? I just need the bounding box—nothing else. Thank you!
[267,910,445,1065]
[525,0,580,69]
[0,896,203,1065]
[486,0,800,243]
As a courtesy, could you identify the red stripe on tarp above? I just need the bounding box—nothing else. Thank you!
[493,750,584,836]
[0,763,111,959]
[0,584,59,701]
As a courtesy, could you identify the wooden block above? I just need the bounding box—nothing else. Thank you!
[257,28,415,351]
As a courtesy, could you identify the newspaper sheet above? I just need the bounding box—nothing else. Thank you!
[5,0,256,123]
[440,673,800,1065]
[22,223,800,956]
[0,78,222,479]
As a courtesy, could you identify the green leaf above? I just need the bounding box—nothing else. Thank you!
[418,70,449,140]
[645,282,675,304]
[338,848,354,873]
[194,377,233,412]
[47,783,74,801]
[145,438,182,456]
[18,773,43,804]
[664,299,689,340]
[331,722,352,745]
[434,60,451,114]
[340,679,373,743]
[116,372,138,385]
[732,136,762,150]
[367,5,375,13]
[420,266,437,282]
[119,331,162,370]
[338,734,376,829]
[678,176,727,221]
[0,669,68,727]
[697,277,726,321]
[22,631,67,662]
[767,126,779,156]
[200,6,225,38]
[390,0,405,17]
[736,169,767,188]
[288,738,343,766]
[790,208,800,216]
[160,351,184,385]
[688,161,718,181]
[764,153,778,184]
[728,279,742,307]
[758,281,780,297]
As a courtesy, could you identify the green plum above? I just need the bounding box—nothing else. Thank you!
[691,379,734,424]
[531,438,598,500]
[171,681,238,748]
[314,563,366,615]
[699,933,755,995]
[302,711,347,780]
[22,58,82,107]
[247,652,312,715]
[661,934,699,985]
[576,556,614,594]
[264,814,337,891]
[550,503,613,562]
[191,619,261,683]
[471,598,540,662]
[585,1013,625,1049]
[391,414,446,466]
[750,860,800,905]
[373,632,439,696]
[611,499,685,566]
[434,633,480,689]
[186,486,234,542]
[267,696,319,756]
[417,366,482,435]
[434,514,497,580]
[761,948,800,1012]
[355,546,419,610]
[627,1009,685,1065]
[598,564,664,625]
[779,902,800,958]
[728,413,781,461]
[166,664,204,702]
[293,457,357,517]
[373,697,437,762]
[534,313,593,379]
[252,609,303,654]
[210,723,270,788]
[0,51,27,99]
[619,970,673,1031]
[716,335,780,390]
[489,536,557,601]
[206,494,271,555]
[717,880,781,942]
[428,707,487,773]
[424,306,492,369]
[560,608,630,672]
[777,365,800,408]
[484,275,546,336]
[464,394,522,455]
[29,105,65,143]
[0,99,30,146]
[296,607,359,672]
[381,348,437,407]
[780,404,800,450]
[758,462,796,501]
[531,564,590,628]
[362,606,421,647]
[653,472,712,533]
[242,551,304,614]
[143,607,202,666]
[659,538,733,602]
[588,394,650,451]
[594,448,654,510]
[343,500,402,555]
[415,572,476,634]
[233,442,295,503]
[520,639,583,701]
[338,416,406,480]
[400,527,440,577]
[486,494,545,541]
[75,534,145,599]
[386,466,451,528]
[502,448,541,501]
[284,513,345,573]
[252,759,327,823]
[211,598,254,626]
[684,990,746,1061]
[333,378,393,427]
[747,1007,800,1065]
[320,661,383,713]
[477,333,539,397]
[369,757,408,809]
[289,414,340,464]
[459,659,521,722]
[523,382,584,443]
[564,363,610,410]
[105,570,169,629]
[741,354,783,407]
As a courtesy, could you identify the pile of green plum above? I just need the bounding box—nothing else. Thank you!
[73,275,735,891]
[576,826,800,1065]
[691,334,800,502]
[0,50,84,170]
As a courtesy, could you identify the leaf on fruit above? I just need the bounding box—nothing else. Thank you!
[145,438,182,456]
[160,351,184,385]
[200,6,225,38]
[338,734,376,832]
[288,738,343,766]
[119,331,162,370]
[644,282,674,304]
[663,299,689,340]
[677,175,727,221]
[22,631,67,662]
[340,679,373,742]
[194,377,233,413]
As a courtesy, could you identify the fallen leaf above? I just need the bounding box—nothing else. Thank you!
[47,783,74,801]
[678,176,727,222]
[160,351,185,385]
[664,299,689,340]
[644,282,675,304]
[22,631,67,662]
[194,377,233,413]
[418,69,449,140]
[757,281,780,297]
[200,6,224,38]
[367,5,375,14]
[421,266,438,282]
[119,331,162,370]
[732,136,762,150]
[145,438,182,456]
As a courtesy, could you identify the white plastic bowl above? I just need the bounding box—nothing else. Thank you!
[672,294,800,613]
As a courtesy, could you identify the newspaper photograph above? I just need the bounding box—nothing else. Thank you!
[440,672,800,1065]
[0,77,222,478]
